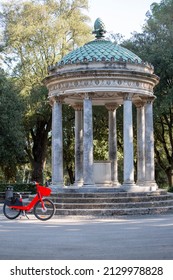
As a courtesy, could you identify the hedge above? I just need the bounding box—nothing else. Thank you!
[0,183,35,193]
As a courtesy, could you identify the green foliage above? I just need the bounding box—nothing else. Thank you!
[0,0,91,85]
[0,183,35,193]
[0,69,26,181]
[93,106,108,160]
[0,0,91,183]
[62,104,75,183]
[122,0,173,188]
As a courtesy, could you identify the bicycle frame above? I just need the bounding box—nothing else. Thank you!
[8,184,47,212]
[3,182,55,221]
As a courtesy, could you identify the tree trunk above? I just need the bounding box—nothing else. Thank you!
[28,116,51,184]
[31,161,45,184]
[166,166,173,190]
[66,165,74,184]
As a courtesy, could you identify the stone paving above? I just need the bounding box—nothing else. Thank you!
[0,203,173,260]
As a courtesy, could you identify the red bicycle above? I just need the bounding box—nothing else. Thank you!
[3,182,55,221]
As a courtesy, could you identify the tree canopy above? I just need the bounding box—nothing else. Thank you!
[122,0,173,189]
[0,0,173,189]
[0,0,91,183]
[0,69,25,181]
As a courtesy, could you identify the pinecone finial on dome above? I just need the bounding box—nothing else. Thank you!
[92,18,106,39]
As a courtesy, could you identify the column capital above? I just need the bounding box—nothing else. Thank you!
[72,103,83,111]
[49,96,65,106]
[81,92,93,100]
[146,96,156,104]
[142,95,156,104]
[123,93,134,101]
[105,103,119,111]
[134,100,146,108]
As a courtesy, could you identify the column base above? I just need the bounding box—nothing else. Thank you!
[50,183,64,193]
[83,184,96,188]
[73,180,84,187]
[51,181,64,186]
[136,180,145,186]
[143,181,158,191]
[122,182,137,192]
[112,181,121,187]
[122,181,158,192]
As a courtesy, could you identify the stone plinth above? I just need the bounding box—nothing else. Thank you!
[94,161,112,187]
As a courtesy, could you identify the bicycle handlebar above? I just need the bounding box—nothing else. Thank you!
[30,181,39,186]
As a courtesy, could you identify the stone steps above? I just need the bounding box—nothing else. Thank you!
[52,194,172,204]
[53,188,167,195]
[54,200,173,210]
[54,206,173,216]
[48,189,173,216]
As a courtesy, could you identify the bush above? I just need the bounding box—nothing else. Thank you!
[0,183,35,193]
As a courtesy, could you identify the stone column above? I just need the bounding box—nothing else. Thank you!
[51,97,64,187]
[136,102,145,185]
[73,103,83,186]
[123,94,135,187]
[145,97,158,189]
[83,93,95,187]
[105,103,119,186]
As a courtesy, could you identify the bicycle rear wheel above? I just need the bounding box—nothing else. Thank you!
[34,198,55,221]
[3,202,21,219]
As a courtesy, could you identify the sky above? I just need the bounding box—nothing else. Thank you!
[0,0,161,42]
[87,0,161,39]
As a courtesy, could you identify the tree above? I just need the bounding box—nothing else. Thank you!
[122,0,173,189]
[0,69,25,182]
[62,105,75,184]
[93,106,109,160]
[0,0,91,183]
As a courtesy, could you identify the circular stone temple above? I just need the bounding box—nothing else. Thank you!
[44,18,159,192]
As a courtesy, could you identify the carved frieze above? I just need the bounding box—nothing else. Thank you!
[48,77,155,98]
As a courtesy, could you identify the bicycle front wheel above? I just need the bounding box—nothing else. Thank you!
[34,198,55,221]
[3,202,21,220]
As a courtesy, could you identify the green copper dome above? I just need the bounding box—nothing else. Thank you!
[58,18,142,66]
[58,39,142,65]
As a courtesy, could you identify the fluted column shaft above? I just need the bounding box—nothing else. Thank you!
[51,97,64,186]
[106,103,119,186]
[73,104,83,186]
[136,103,145,185]
[83,93,94,186]
[145,98,157,187]
[123,95,135,186]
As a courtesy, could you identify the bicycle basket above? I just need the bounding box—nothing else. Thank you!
[38,186,51,196]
